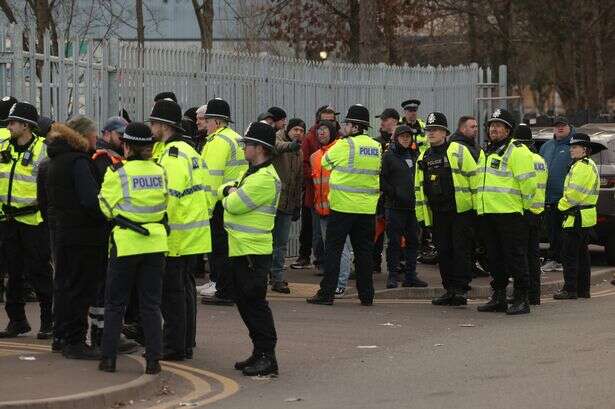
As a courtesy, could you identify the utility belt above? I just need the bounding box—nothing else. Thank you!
[113,214,169,236]
[562,205,595,229]
[0,204,38,221]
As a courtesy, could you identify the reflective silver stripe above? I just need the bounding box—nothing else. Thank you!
[258,205,277,215]
[117,167,131,199]
[456,143,464,169]
[0,172,36,182]
[225,222,269,234]
[516,171,536,181]
[415,200,425,206]
[170,219,210,231]
[568,183,597,196]
[454,186,472,193]
[452,169,476,177]
[117,202,166,213]
[537,183,546,189]
[209,169,225,176]
[485,167,512,177]
[2,195,36,204]
[531,202,543,208]
[335,166,379,175]
[329,183,379,194]
[218,133,240,165]
[228,159,246,167]
[481,186,521,196]
[237,189,258,210]
[347,137,356,168]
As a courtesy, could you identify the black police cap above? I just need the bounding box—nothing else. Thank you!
[154,91,177,103]
[6,102,39,129]
[424,112,450,134]
[204,98,233,123]
[401,99,421,110]
[486,108,515,129]
[241,121,276,151]
[513,123,533,141]
[376,108,400,121]
[0,96,18,122]
[343,104,370,127]
[120,122,155,145]
[149,99,184,133]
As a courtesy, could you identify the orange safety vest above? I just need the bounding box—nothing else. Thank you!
[310,141,337,217]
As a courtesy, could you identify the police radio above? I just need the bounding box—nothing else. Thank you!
[21,150,33,166]
[0,150,11,164]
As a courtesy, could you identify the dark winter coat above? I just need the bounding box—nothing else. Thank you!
[380,141,418,209]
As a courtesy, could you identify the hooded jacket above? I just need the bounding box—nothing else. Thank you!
[380,140,418,209]
[273,128,303,213]
[539,128,574,204]
[45,123,107,246]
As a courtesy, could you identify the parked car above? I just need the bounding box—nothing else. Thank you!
[532,123,615,265]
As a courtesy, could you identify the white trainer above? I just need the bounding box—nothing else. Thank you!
[199,281,217,296]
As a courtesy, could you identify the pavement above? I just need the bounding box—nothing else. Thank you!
[0,246,614,408]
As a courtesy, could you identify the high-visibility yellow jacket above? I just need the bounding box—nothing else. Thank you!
[321,133,381,215]
[0,128,10,139]
[157,138,211,256]
[0,134,47,225]
[98,159,169,257]
[151,141,165,162]
[528,153,548,215]
[415,140,479,226]
[558,157,599,228]
[475,139,537,215]
[219,162,281,257]
[201,126,247,209]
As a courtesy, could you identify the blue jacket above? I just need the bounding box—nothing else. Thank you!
[539,129,574,204]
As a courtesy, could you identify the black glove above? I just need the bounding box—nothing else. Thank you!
[292,207,301,221]
[289,140,301,152]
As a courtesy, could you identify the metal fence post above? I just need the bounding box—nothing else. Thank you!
[107,37,119,123]
[499,64,507,110]
[12,26,23,101]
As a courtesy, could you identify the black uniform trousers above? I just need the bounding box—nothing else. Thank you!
[54,244,106,345]
[102,247,164,360]
[481,213,530,293]
[210,202,234,299]
[1,221,53,324]
[545,205,565,263]
[320,211,375,301]
[431,210,474,292]
[561,227,591,295]
[230,254,277,354]
[526,213,542,300]
[185,255,197,353]
[162,256,190,356]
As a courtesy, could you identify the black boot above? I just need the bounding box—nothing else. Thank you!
[506,290,530,315]
[146,360,161,375]
[306,290,334,305]
[241,352,279,377]
[62,342,101,360]
[0,320,31,338]
[234,352,257,370]
[431,291,454,306]
[98,357,116,372]
[477,290,506,312]
[553,289,577,300]
[37,320,53,340]
[52,337,65,353]
[449,292,468,306]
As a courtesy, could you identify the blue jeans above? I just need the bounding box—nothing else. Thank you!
[311,208,324,266]
[319,215,353,289]
[271,210,294,283]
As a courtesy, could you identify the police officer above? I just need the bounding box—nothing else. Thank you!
[98,122,168,374]
[219,121,281,376]
[415,112,479,306]
[0,102,53,339]
[400,99,426,153]
[149,99,211,360]
[476,109,537,315]
[306,104,382,306]
[514,124,547,304]
[553,133,600,300]
[200,98,247,306]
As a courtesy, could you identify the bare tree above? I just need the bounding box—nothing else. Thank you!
[192,0,213,50]
[135,0,144,46]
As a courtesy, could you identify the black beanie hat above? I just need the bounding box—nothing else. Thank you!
[268,106,287,122]
[287,118,306,133]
